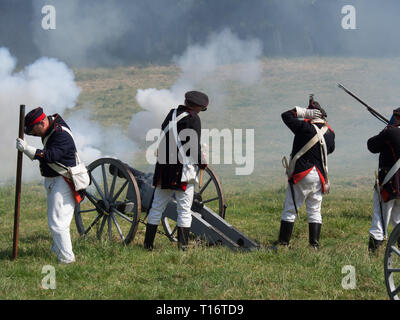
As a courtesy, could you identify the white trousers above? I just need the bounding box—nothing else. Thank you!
[147,184,195,228]
[281,167,323,224]
[44,176,76,263]
[369,189,400,241]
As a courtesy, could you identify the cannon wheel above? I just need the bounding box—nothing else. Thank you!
[74,158,141,245]
[384,223,400,300]
[161,166,226,242]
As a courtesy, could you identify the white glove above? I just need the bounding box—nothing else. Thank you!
[295,107,322,119]
[16,138,36,160]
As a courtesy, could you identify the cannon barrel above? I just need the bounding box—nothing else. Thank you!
[78,158,260,251]
[109,163,154,211]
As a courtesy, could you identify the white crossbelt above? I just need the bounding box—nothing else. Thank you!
[155,110,189,156]
[43,126,80,178]
[285,125,328,177]
[381,158,400,187]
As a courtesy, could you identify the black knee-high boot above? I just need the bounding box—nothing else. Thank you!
[309,223,322,250]
[177,227,190,251]
[368,235,383,253]
[275,220,294,246]
[144,223,158,250]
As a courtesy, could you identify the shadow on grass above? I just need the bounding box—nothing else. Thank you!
[0,246,52,261]
[0,233,53,261]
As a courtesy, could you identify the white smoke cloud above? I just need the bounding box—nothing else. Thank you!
[128,29,263,144]
[32,0,130,67]
[0,47,136,184]
[66,111,137,165]
[0,47,81,183]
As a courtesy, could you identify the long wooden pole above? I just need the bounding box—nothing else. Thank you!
[13,104,25,260]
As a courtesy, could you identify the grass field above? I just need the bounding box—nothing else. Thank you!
[0,183,389,300]
[1,57,399,300]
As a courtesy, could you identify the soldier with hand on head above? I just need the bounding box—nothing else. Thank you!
[367,108,400,253]
[16,107,84,264]
[276,96,335,250]
[144,91,208,251]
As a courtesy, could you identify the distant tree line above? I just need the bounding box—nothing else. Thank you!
[0,0,399,67]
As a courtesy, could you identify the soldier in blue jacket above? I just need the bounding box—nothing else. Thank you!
[144,91,208,251]
[367,108,400,252]
[16,107,78,264]
[276,100,335,249]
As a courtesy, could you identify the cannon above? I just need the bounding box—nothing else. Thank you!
[384,224,400,300]
[74,157,260,251]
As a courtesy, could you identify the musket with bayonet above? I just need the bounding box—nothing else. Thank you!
[338,83,388,239]
[337,83,389,124]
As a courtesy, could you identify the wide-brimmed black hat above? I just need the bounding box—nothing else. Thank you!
[185,91,209,111]
[24,107,46,134]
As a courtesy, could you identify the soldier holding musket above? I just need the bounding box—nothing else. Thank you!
[368,108,400,252]
[337,84,400,252]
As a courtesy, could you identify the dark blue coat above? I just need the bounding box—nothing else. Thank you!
[152,105,203,189]
[34,114,77,177]
[368,125,400,202]
[282,108,335,189]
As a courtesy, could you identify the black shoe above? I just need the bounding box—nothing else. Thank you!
[368,236,383,253]
[144,223,158,251]
[177,227,190,251]
[309,223,322,250]
[274,220,294,246]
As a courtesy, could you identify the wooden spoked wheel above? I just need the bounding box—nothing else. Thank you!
[384,223,400,300]
[74,158,141,245]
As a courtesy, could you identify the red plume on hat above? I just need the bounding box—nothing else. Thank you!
[24,107,46,134]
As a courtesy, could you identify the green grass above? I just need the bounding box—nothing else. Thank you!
[0,183,390,300]
[2,57,399,300]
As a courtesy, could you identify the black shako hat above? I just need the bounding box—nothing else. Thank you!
[393,108,400,116]
[308,100,327,118]
[185,91,209,111]
[388,107,400,126]
[24,107,46,134]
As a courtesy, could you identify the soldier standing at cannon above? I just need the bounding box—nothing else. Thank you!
[277,96,335,250]
[144,91,208,251]
[368,108,400,253]
[15,107,84,264]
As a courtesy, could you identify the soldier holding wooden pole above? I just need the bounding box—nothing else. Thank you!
[15,107,86,264]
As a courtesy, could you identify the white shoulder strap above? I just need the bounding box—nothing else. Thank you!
[382,158,400,186]
[43,126,75,147]
[172,109,191,165]
[156,109,189,151]
[43,125,80,178]
[287,125,328,177]
[312,124,329,175]
[162,111,189,134]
